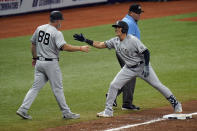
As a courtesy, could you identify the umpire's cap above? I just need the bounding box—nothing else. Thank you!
[112,21,128,33]
[50,11,64,21]
[129,4,144,14]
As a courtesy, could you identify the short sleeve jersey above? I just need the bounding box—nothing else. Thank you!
[105,35,147,67]
[31,24,66,58]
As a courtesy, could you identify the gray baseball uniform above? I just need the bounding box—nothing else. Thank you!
[18,24,71,115]
[104,34,174,115]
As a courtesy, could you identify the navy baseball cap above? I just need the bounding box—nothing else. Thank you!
[129,4,144,14]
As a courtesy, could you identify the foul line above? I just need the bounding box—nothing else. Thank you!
[104,112,197,131]
[104,118,165,131]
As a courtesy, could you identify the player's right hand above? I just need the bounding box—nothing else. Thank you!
[73,33,86,42]
[142,65,149,77]
[80,45,90,53]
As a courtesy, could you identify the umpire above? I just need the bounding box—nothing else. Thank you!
[112,3,144,110]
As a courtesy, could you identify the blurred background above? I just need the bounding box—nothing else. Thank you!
[0,0,171,17]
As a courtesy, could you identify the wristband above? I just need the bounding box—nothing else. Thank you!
[85,39,93,46]
[80,46,82,51]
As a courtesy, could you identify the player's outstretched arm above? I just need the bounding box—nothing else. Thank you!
[73,33,106,49]
[61,44,89,53]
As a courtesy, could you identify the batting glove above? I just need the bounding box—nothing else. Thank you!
[73,33,94,46]
[73,33,86,42]
[142,65,149,78]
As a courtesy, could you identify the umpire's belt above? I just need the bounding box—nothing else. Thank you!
[127,61,143,68]
[37,57,59,61]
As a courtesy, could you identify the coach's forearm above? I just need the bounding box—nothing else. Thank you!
[62,44,81,52]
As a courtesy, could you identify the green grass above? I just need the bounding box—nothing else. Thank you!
[0,12,197,131]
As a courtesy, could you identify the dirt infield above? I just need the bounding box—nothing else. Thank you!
[43,100,197,131]
[1,0,197,131]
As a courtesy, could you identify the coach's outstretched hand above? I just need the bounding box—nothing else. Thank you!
[73,33,94,46]
[73,33,86,42]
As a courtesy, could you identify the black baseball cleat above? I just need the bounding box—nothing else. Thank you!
[106,93,117,107]
[122,105,140,111]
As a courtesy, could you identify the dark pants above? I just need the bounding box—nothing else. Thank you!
[116,53,136,107]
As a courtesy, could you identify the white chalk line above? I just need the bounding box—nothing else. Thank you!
[104,118,165,131]
[104,112,197,131]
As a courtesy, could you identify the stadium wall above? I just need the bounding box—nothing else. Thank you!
[0,0,108,16]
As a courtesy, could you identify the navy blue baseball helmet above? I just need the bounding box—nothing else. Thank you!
[50,11,64,21]
[112,21,128,33]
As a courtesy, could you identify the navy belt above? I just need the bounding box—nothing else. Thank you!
[127,61,143,68]
[37,57,59,61]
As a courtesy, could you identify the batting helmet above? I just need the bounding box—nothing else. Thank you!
[50,11,64,22]
[112,21,128,34]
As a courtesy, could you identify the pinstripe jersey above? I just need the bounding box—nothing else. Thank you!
[31,24,66,59]
[105,34,147,67]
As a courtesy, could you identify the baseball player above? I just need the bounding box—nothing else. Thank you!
[112,3,144,110]
[16,11,89,120]
[73,21,182,117]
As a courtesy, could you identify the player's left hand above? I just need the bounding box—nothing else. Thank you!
[142,65,149,77]
[32,59,36,67]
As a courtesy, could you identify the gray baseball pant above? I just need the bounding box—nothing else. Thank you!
[116,53,136,107]
[18,60,71,114]
[105,63,173,114]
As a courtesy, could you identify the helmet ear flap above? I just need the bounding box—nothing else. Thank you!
[121,28,128,34]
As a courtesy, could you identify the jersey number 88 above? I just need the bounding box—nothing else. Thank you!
[38,30,50,45]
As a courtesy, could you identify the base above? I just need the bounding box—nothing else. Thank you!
[163,113,192,120]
